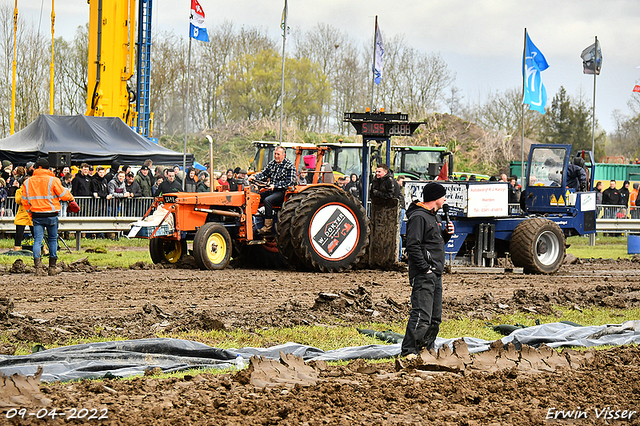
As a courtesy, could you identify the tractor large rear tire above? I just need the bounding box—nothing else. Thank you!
[193,223,232,270]
[291,186,368,272]
[275,193,310,270]
[149,238,187,264]
[510,217,565,274]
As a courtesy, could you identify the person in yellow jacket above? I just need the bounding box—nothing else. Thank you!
[21,158,74,276]
[13,183,32,252]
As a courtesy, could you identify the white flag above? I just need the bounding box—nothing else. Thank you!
[373,26,384,84]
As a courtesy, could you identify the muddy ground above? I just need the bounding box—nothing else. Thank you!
[1,257,640,424]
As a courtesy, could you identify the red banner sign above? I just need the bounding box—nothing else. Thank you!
[633,85,640,93]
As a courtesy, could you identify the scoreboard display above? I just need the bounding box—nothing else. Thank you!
[344,112,422,137]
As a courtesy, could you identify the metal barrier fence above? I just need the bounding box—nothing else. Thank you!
[3,196,154,218]
[2,197,637,221]
[598,204,639,219]
[3,198,635,221]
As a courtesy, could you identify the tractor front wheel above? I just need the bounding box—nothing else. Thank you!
[149,238,187,264]
[510,217,565,274]
[193,223,232,270]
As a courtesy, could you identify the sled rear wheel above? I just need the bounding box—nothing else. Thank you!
[510,217,565,274]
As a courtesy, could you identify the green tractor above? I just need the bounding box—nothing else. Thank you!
[391,146,453,180]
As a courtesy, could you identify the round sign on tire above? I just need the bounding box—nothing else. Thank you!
[291,186,368,273]
[308,203,360,261]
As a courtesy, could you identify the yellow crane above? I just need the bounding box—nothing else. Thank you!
[85,0,136,123]
[86,0,154,139]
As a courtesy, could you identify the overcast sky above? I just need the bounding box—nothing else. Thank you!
[17,0,640,133]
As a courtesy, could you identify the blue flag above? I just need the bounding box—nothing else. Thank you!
[523,33,549,114]
[190,0,209,42]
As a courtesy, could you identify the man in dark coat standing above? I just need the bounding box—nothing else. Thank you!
[602,180,622,206]
[620,180,631,207]
[71,163,93,196]
[134,165,153,197]
[154,170,183,196]
[370,164,400,201]
[401,182,454,358]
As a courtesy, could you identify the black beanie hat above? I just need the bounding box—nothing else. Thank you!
[35,158,50,169]
[423,182,446,202]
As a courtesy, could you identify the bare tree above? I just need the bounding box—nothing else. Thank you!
[0,5,49,135]
[466,87,543,141]
[14,17,48,129]
[376,35,454,120]
[149,32,187,136]
[293,23,356,131]
[193,22,275,129]
[54,25,88,115]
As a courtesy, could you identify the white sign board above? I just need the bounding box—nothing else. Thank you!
[403,181,508,218]
[466,184,508,217]
[580,192,596,211]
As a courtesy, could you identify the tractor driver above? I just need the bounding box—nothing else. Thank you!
[249,146,296,235]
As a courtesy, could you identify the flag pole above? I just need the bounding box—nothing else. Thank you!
[183,36,192,191]
[370,15,378,111]
[278,0,288,143]
[521,28,527,189]
[591,36,597,158]
[50,0,55,115]
[10,0,17,134]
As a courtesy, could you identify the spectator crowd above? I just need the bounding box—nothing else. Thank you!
[0,158,260,219]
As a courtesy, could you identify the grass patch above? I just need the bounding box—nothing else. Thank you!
[566,234,632,260]
[0,237,151,268]
[0,233,630,269]
[159,323,407,352]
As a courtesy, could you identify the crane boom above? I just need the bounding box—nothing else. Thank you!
[85,0,154,137]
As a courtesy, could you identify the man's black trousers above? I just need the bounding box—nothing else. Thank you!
[260,189,285,219]
[400,271,443,356]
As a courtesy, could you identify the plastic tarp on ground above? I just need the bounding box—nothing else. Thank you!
[0,322,639,383]
[0,114,194,166]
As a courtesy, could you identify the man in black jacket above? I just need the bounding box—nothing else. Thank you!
[401,182,454,357]
[154,170,183,196]
[620,180,631,207]
[370,164,400,201]
[602,180,622,205]
[91,166,112,216]
[602,180,623,219]
[91,167,111,200]
[71,163,93,196]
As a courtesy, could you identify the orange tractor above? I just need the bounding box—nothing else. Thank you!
[132,147,369,272]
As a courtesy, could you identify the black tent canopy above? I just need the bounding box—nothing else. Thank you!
[0,115,194,166]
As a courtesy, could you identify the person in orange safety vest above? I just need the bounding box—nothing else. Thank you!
[21,158,74,276]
